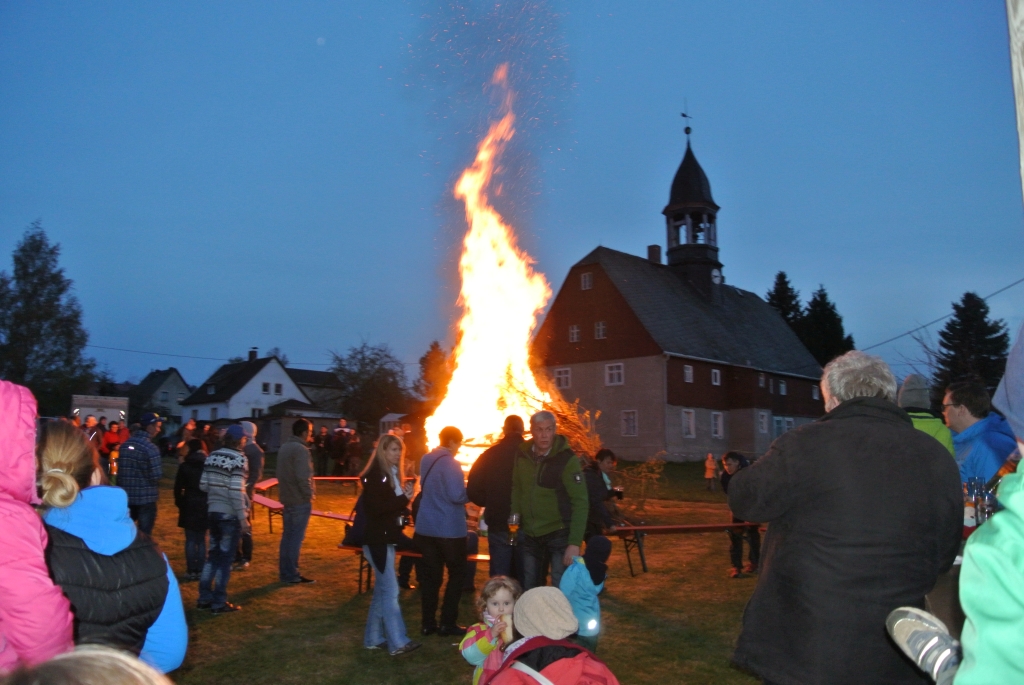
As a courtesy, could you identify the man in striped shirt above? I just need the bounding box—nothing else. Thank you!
[198,424,250,614]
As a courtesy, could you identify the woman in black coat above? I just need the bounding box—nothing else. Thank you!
[359,434,419,656]
[173,439,208,580]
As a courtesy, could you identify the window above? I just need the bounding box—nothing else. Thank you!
[785,417,795,432]
[554,368,571,390]
[159,391,168,401]
[769,378,774,394]
[711,369,721,386]
[251,408,263,418]
[758,411,769,434]
[210,407,218,421]
[594,321,607,339]
[569,325,580,343]
[274,383,283,395]
[684,365,694,383]
[207,385,216,395]
[581,272,593,290]
[262,382,270,394]
[177,393,184,402]
[604,363,624,386]
[779,380,787,396]
[711,412,724,439]
[191,409,198,420]
[621,410,638,437]
[774,416,785,438]
[682,409,696,438]
[758,373,766,388]
[812,386,820,400]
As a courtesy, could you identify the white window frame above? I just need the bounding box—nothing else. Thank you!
[159,391,169,401]
[262,382,270,394]
[779,380,787,396]
[684,364,694,383]
[769,378,774,394]
[569,325,580,343]
[604,363,624,386]
[711,411,724,439]
[594,321,607,339]
[554,368,571,390]
[177,393,185,402]
[785,417,795,432]
[581,272,593,290]
[711,369,722,386]
[274,383,283,395]
[812,385,820,400]
[758,373,766,388]
[621,410,638,437]
[191,409,198,420]
[251,408,263,418]
[210,407,218,421]
[207,385,216,395]
[758,411,769,434]
[773,416,785,438]
[681,409,696,438]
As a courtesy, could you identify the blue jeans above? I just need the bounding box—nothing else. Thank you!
[130,503,158,536]
[279,502,312,582]
[184,528,207,575]
[363,545,411,651]
[199,513,241,608]
[521,528,569,590]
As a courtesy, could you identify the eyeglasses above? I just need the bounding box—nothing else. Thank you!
[942,403,960,410]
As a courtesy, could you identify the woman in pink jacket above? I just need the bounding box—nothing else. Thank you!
[0,380,74,673]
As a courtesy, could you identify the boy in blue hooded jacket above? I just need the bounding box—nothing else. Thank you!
[559,535,611,652]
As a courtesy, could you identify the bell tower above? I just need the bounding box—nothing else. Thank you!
[662,126,722,299]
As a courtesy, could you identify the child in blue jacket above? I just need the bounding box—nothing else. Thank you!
[559,534,611,652]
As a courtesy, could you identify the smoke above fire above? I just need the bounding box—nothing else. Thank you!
[423,64,552,467]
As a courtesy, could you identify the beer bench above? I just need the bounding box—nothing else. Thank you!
[338,545,490,594]
[614,523,763,576]
[252,493,354,533]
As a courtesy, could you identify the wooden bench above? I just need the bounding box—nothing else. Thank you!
[253,478,278,493]
[251,493,354,532]
[338,545,490,594]
[614,523,763,576]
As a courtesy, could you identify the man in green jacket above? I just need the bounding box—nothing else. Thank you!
[510,411,589,590]
[898,374,955,456]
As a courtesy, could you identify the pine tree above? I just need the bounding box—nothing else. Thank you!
[766,271,804,328]
[930,292,1009,405]
[414,340,453,413]
[0,222,95,415]
[797,286,855,366]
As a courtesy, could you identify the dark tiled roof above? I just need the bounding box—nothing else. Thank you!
[575,247,822,379]
[181,358,275,405]
[268,398,315,412]
[287,368,343,389]
[667,142,717,208]
[135,368,187,400]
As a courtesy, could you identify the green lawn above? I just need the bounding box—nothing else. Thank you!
[155,459,758,684]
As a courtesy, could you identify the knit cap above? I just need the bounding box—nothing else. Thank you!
[897,374,931,410]
[993,322,1024,440]
[513,587,578,640]
[240,421,257,439]
[225,424,245,441]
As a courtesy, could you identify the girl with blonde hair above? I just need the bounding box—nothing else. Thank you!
[37,421,187,673]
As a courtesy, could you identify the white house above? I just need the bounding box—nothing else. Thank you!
[181,351,311,421]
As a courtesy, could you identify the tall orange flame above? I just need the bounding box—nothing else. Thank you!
[424,63,552,468]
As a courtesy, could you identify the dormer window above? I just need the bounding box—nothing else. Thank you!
[580,272,593,290]
[207,385,216,395]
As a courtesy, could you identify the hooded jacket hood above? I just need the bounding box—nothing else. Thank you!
[0,380,41,506]
[43,486,137,555]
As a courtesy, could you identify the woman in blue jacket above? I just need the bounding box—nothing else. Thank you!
[37,421,187,674]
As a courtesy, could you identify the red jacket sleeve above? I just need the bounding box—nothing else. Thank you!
[0,503,74,672]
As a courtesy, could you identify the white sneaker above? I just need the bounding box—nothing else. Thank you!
[886,607,960,684]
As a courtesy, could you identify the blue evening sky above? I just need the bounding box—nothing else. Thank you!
[1,1,1020,387]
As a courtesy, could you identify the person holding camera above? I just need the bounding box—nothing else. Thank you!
[584,449,621,542]
[359,434,420,656]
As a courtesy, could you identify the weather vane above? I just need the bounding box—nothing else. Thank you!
[680,99,692,137]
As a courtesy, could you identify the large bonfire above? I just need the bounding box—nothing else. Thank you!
[423,64,553,468]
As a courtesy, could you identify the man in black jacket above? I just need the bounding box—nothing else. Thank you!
[728,351,963,685]
[583,449,619,542]
[467,415,524,578]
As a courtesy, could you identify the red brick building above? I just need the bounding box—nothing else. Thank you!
[531,139,824,461]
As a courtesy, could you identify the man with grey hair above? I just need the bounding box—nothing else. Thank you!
[726,351,963,685]
[509,411,589,590]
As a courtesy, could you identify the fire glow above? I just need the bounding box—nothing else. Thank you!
[423,63,552,468]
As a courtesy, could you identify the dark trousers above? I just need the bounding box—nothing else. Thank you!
[129,502,158,536]
[414,533,467,629]
[728,525,761,570]
[184,528,207,574]
[521,528,569,590]
[199,513,241,608]
[279,502,312,582]
[487,529,520,580]
[396,532,419,584]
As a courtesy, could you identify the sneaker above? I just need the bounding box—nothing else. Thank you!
[283,576,316,584]
[196,601,212,610]
[389,641,421,656]
[233,561,250,571]
[364,642,388,650]
[886,607,961,683]
[437,624,467,637]
[210,602,242,614]
[728,568,746,578]
[398,580,416,590]
[743,562,758,574]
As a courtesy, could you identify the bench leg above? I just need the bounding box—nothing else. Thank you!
[637,533,648,573]
[622,535,636,577]
[268,508,273,534]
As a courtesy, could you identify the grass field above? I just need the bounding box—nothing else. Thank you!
[154,458,759,684]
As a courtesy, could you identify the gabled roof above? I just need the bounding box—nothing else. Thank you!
[181,357,278,405]
[287,368,343,389]
[574,247,822,379]
[135,368,189,401]
[666,141,717,210]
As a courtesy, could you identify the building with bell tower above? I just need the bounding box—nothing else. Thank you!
[663,130,723,298]
[532,124,823,462]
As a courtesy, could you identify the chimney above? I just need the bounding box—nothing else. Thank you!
[647,244,662,264]
[248,347,258,362]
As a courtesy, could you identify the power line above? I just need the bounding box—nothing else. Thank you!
[85,344,420,367]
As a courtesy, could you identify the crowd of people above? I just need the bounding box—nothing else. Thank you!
[2,337,1023,684]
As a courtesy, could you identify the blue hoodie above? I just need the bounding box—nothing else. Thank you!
[953,413,1017,485]
[43,486,188,673]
